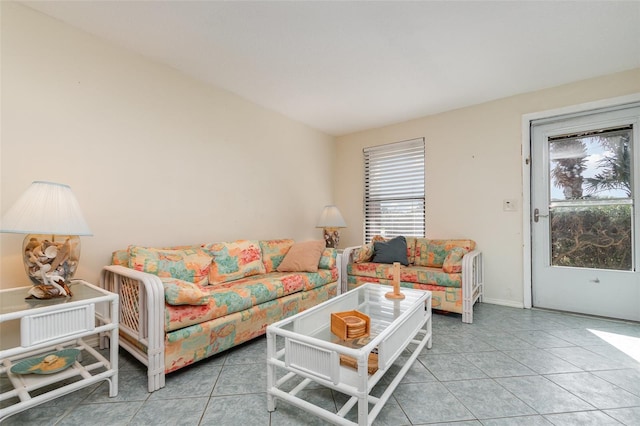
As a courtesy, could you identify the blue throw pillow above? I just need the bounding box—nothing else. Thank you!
[372,236,409,266]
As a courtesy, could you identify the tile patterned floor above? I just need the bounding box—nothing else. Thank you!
[2,303,640,425]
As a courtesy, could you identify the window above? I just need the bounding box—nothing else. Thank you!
[363,138,425,243]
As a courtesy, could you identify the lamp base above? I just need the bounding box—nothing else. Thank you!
[323,228,340,248]
[27,283,73,299]
[23,234,80,287]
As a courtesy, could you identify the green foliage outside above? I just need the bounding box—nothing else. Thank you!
[551,204,632,270]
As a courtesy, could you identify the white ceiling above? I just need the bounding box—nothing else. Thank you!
[22,1,640,136]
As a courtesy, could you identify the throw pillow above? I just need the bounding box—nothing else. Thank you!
[442,247,466,273]
[205,240,266,285]
[259,239,295,273]
[354,235,388,263]
[415,239,475,267]
[354,243,374,263]
[405,236,417,265]
[318,248,337,270]
[372,236,409,266]
[111,249,129,266]
[162,277,208,306]
[276,240,326,273]
[128,246,212,286]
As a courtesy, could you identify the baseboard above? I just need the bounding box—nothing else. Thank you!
[481,297,525,309]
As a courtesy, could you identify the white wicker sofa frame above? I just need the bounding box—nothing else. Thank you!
[101,265,166,392]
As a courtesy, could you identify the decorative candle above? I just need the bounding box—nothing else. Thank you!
[393,262,400,288]
[386,262,405,299]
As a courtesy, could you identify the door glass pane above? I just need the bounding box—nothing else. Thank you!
[548,127,633,271]
[550,205,632,270]
[549,128,631,201]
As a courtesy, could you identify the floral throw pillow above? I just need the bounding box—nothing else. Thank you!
[205,240,266,285]
[354,243,374,263]
[318,248,337,270]
[128,246,212,286]
[259,239,295,273]
[442,247,466,273]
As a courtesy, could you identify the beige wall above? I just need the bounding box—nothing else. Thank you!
[0,3,335,289]
[335,68,640,307]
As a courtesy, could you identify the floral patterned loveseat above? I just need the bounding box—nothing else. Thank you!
[101,239,339,392]
[342,236,483,323]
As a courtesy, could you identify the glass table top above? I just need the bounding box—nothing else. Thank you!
[0,281,107,316]
[276,283,429,348]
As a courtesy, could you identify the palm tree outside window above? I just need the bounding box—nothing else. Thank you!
[548,126,633,270]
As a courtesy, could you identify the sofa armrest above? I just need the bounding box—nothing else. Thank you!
[341,246,361,293]
[461,250,484,324]
[100,265,166,392]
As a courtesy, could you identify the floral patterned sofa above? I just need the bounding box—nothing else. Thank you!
[342,236,483,323]
[101,239,339,392]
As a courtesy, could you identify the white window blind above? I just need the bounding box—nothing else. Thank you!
[363,138,425,243]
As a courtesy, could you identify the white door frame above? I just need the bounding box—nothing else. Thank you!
[521,93,640,309]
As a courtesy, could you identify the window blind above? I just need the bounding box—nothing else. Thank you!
[363,138,425,243]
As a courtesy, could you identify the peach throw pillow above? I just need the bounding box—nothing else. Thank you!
[276,240,326,273]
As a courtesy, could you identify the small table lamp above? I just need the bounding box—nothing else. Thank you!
[316,205,346,248]
[1,181,92,296]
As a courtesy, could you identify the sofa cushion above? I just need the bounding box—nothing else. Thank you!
[128,246,212,286]
[372,236,409,265]
[205,240,266,285]
[297,269,338,291]
[277,240,325,273]
[164,283,338,373]
[164,268,338,331]
[165,272,305,331]
[318,248,337,270]
[414,239,475,268]
[442,247,466,273]
[346,277,463,314]
[259,239,295,273]
[347,262,462,288]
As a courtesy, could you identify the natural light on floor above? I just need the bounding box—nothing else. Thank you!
[588,328,640,363]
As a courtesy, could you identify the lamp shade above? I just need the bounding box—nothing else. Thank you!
[1,181,92,236]
[316,205,346,228]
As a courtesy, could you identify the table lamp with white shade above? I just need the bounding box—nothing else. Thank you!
[316,205,346,248]
[1,181,92,298]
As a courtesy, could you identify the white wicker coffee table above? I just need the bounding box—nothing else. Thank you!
[266,283,432,426]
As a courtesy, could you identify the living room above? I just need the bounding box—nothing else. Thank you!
[2,1,640,425]
[3,1,640,306]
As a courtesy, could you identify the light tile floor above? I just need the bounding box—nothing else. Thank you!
[2,303,640,425]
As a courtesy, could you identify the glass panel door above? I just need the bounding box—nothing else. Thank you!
[531,105,640,321]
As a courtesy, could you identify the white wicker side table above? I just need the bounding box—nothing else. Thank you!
[0,280,119,422]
